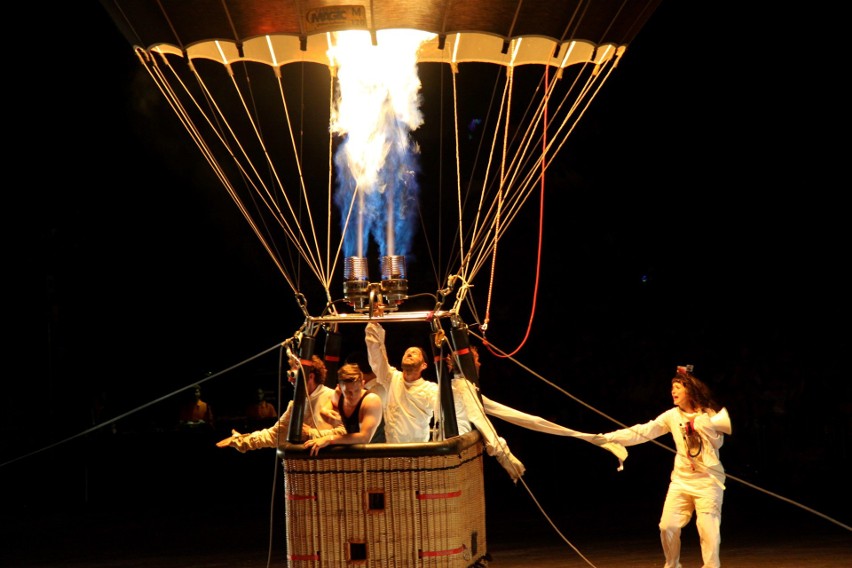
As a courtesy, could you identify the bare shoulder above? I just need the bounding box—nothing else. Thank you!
[364,392,383,407]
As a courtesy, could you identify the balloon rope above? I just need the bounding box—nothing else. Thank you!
[482,67,513,333]
[487,65,548,359]
[453,68,465,280]
[143,54,308,296]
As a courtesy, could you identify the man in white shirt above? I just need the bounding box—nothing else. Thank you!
[216,355,343,452]
[365,322,438,443]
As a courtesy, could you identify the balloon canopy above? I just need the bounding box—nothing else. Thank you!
[102,0,660,68]
[99,0,663,326]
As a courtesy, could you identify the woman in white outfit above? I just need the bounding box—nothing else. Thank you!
[601,365,729,568]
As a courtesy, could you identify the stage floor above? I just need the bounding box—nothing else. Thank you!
[4,501,849,568]
[4,434,849,567]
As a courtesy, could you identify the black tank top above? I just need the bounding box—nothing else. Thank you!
[341,392,385,443]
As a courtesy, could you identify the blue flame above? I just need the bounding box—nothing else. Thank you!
[335,125,420,259]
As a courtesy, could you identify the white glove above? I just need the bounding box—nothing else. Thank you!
[495,451,526,483]
[591,433,627,470]
[216,429,253,453]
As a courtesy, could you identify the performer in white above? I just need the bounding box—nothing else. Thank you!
[439,345,627,483]
[365,321,438,443]
[438,347,525,481]
[216,355,343,452]
[599,365,731,568]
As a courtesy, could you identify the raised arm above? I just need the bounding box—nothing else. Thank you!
[365,322,395,389]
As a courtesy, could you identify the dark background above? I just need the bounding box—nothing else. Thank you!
[3,2,849,565]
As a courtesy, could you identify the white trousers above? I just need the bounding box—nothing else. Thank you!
[658,476,723,568]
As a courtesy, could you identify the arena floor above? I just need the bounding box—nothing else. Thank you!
[4,433,849,567]
[5,496,849,568]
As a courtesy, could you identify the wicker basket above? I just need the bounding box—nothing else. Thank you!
[278,430,488,567]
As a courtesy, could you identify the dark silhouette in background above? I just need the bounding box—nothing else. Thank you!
[177,384,214,430]
[245,387,277,428]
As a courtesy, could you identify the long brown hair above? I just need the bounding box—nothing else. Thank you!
[673,365,721,412]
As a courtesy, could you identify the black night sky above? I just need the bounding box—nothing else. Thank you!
[4,2,849,566]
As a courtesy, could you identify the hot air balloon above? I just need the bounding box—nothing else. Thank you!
[99,0,661,319]
[99,1,662,565]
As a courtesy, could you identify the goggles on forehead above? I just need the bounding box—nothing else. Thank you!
[676,364,694,376]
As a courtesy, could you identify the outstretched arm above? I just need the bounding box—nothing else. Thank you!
[453,380,525,482]
[481,394,629,469]
[216,404,292,452]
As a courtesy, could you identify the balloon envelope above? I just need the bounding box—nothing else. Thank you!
[98,0,663,317]
[101,0,661,68]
